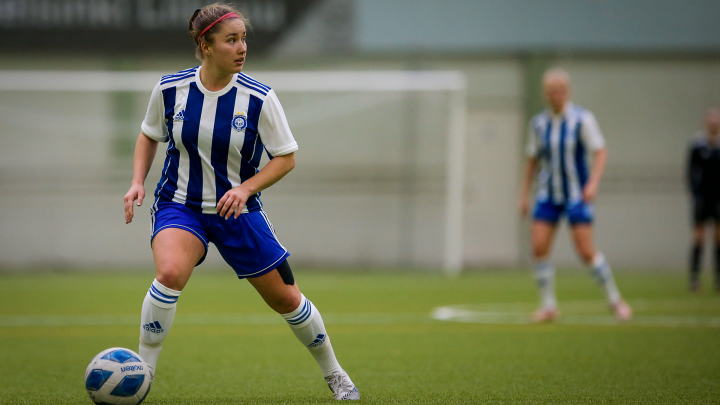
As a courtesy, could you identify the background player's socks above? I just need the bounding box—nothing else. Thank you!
[534,260,557,309]
[282,294,342,378]
[590,252,621,305]
[139,278,181,376]
[690,244,702,288]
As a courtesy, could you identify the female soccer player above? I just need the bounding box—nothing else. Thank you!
[687,107,720,292]
[519,68,632,322]
[122,4,359,400]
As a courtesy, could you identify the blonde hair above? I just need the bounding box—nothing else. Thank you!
[188,3,249,60]
[542,68,570,87]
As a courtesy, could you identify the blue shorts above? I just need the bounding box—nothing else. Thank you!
[150,201,289,279]
[533,200,594,225]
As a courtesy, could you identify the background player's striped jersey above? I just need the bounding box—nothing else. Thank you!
[141,67,298,214]
[526,103,605,205]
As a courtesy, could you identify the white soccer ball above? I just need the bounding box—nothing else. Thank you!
[84,347,152,405]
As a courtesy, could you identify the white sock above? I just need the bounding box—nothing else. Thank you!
[590,252,621,305]
[139,279,181,375]
[281,294,342,378]
[535,260,557,310]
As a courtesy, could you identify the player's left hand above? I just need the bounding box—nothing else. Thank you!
[217,186,251,219]
[582,182,599,202]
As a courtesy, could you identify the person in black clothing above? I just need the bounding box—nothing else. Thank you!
[688,107,720,291]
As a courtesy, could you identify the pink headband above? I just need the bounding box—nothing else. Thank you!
[197,12,239,44]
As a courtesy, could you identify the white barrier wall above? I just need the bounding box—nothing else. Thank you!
[0,57,718,270]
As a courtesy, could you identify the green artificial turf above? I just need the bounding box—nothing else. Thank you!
[0,268,718,404]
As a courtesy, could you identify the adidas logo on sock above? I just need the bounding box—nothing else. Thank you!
[308,333,326,348]
[143,321,164,333]
[173,110,187,122]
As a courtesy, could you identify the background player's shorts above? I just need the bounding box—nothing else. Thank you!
[150,201,289,279]
[533,200,594,225]
[693,196,720,224]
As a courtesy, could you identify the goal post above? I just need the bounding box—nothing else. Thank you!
[0,70,467,274]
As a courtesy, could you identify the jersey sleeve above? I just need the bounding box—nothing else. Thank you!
[258,89,298,157]
[579,111,606,152]
[525,121,539,158]
[140,81,169,143]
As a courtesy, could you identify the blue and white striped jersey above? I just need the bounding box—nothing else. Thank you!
[526,103,605,205]
[141,66,298,214]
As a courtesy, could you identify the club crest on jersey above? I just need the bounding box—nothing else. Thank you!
[232,112,248,132]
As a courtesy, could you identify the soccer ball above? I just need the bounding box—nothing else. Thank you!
[84,347,152,405]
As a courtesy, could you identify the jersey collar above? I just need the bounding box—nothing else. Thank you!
[194,66,237,97]
[548,102,573,118]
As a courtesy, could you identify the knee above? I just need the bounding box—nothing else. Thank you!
[155,267,186,291]
[532,242,550,259]
[272,291,302,314]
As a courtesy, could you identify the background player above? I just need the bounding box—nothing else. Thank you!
[122,4,359,400]
[687,107,720,292]
[519,68,632,322]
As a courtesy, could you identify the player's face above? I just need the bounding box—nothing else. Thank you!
[544,79,569,113]
[206,19,247,73]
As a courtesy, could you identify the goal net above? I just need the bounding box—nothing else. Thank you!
[0,70,466,273]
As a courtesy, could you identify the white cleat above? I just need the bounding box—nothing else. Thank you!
[611,300,632,322]
[531,307,559,323]
[325,369,360,400]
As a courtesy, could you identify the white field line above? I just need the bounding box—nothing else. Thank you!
[432,300,720,327]
[0,313,431,327]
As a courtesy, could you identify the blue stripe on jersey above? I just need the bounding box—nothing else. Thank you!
[543,120,553,203]
[161,73,196,85]
[574,121,588,186]
[211,87,237,203]
[162,67,197,80]
[239,94,265,212]
[182,83,205,210]
[155,87,180,202]
[559,119,569,200]
[236,76,268,96]
[239,73,271,92]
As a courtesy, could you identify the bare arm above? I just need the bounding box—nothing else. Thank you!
[217,152,296,219]
[123,133,159,224]
[519,157,538,217]
[582,148,607,202]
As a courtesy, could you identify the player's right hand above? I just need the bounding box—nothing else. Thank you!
[124,183,145,224]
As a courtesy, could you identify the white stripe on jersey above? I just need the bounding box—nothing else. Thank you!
[549,117,563,203]
[198,96,218,212]
[227,92,251,190]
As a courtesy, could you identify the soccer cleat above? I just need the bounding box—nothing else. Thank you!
[611,300,632,321]
[324,369,360,400]
[531,307,559,323]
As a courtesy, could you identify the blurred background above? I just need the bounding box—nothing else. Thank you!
[1,0,719,272]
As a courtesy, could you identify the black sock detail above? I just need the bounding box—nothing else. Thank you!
[691,244,702,280]
[276,259,295,286]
